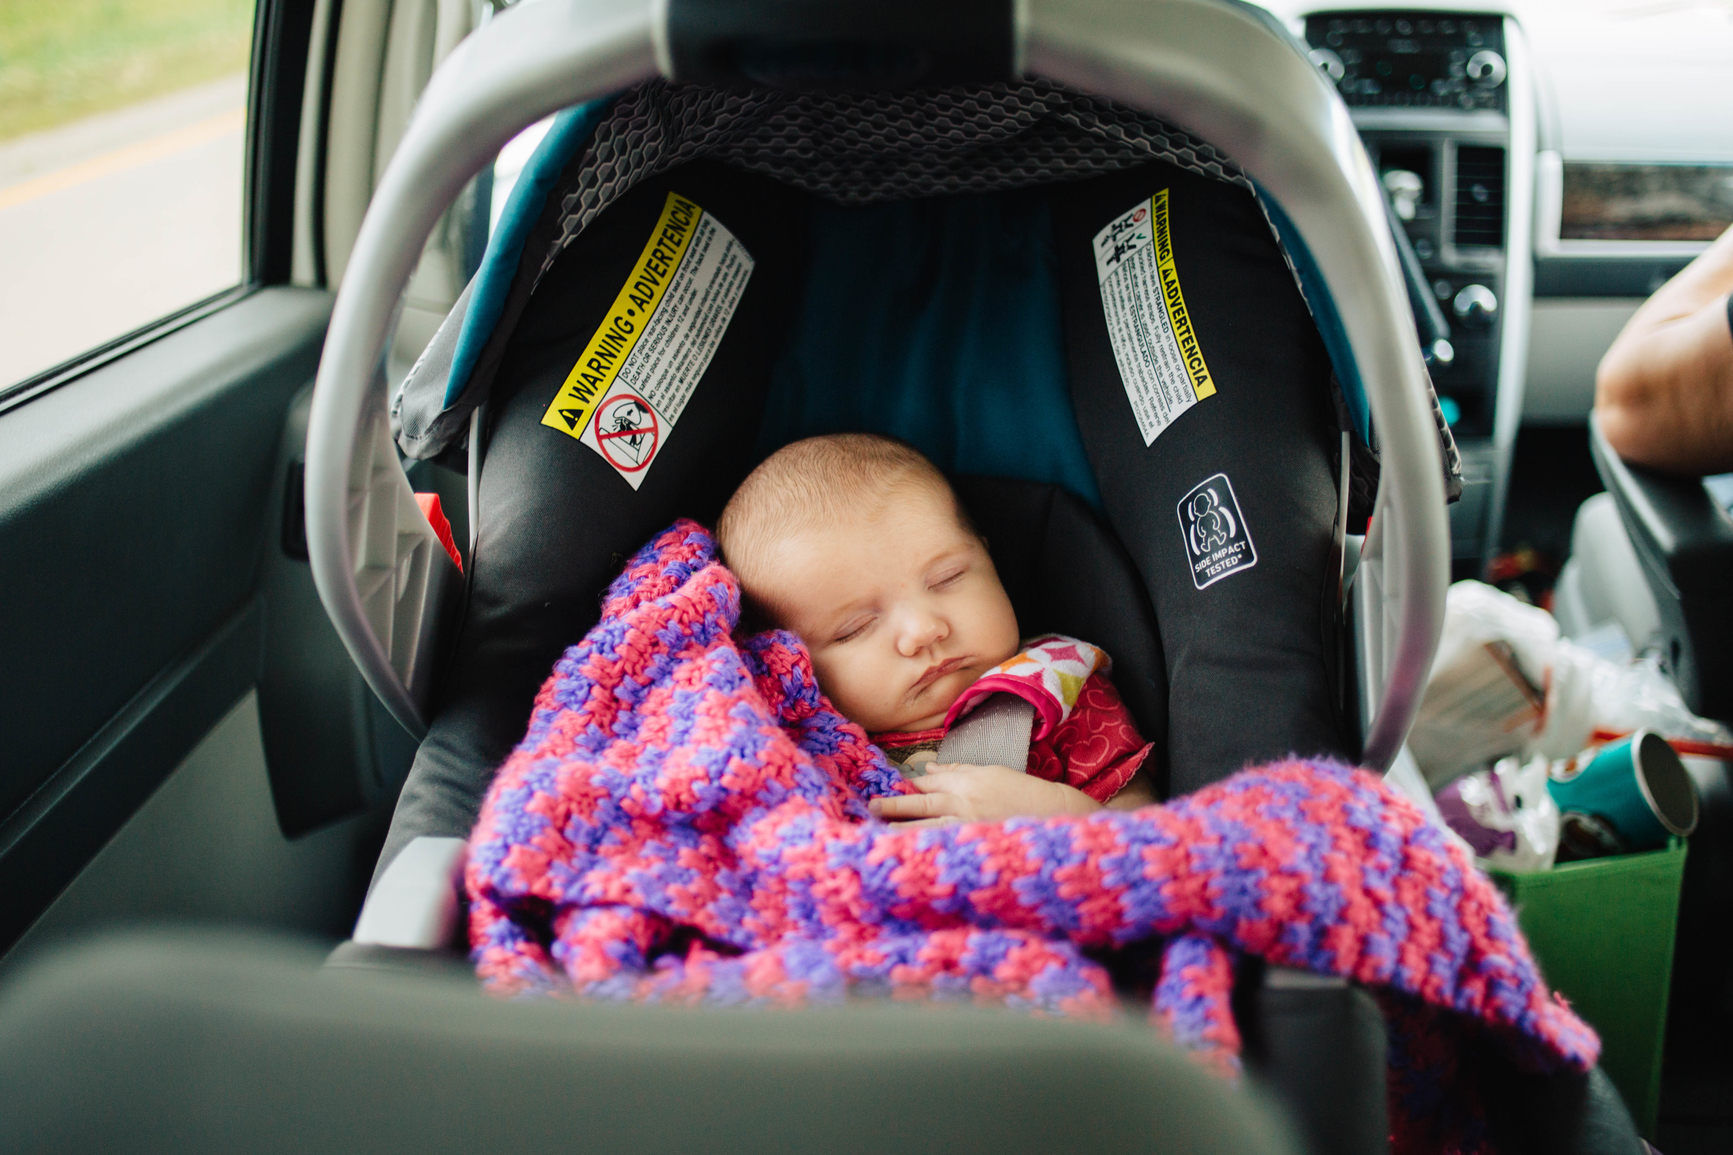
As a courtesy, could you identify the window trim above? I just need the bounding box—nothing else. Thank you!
[0,287,256,418]
[249,0,319,285]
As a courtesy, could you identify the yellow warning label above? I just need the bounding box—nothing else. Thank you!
[541,192,703,440]
[1149,189,1216,402]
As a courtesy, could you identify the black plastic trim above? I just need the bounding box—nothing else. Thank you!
[0,602,264,956]
[1535,255,1696,299]
[310,0,343,288]
[247,0,319,285]
[1589,416,1733,720]
[665,0,1015,90]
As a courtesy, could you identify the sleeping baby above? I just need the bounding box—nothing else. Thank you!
[716,433,1156,823]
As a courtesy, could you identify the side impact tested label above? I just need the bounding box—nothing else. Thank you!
[1178,473,1256,590]
[541,192,754,487]
[1093,189,1216,446]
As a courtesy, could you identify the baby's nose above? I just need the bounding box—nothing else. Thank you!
[896,610,948,655]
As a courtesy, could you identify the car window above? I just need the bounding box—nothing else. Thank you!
[0,0,256,390]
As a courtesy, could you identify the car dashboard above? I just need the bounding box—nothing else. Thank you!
[1266,0,1733,567]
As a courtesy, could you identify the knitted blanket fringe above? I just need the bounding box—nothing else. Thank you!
[467,521,1597,1154]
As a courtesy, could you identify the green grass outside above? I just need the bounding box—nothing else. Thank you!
[0,0,254,143]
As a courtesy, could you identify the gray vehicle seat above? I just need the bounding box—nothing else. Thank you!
[1559,415,1733,720]
[0,929,1299,1155]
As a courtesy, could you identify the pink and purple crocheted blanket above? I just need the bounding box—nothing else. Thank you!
[467,521,1597,1152]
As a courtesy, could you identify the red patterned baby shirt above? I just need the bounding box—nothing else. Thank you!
[870,670,1154,803]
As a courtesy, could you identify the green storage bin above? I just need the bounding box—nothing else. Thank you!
[1491,839,1687,1138]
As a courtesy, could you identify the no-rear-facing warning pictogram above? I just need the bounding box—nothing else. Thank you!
[594,395,659,472]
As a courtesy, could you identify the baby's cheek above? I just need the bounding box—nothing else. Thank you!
[816,654,900,731]
[809,652,862,711]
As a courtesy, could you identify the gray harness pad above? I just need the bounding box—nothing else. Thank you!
[934,693,1036,772]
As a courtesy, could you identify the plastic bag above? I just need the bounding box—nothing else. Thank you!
[1587,653,1733,749]
[1408,581,1732,789]
[1409,582,1594,786]
[1434,753,1561,872]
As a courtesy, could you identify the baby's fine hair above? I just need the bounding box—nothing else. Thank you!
[717,434,963,587]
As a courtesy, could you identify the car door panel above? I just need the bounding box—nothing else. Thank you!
[0,286,334,954]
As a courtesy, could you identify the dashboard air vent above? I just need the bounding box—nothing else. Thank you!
[1454,147,1506,247]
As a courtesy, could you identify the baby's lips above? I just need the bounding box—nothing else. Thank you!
[910,656,970,698]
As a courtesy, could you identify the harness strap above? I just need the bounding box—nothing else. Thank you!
[935,692,1035,771]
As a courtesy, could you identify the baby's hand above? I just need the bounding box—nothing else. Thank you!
[868,764,1101,825]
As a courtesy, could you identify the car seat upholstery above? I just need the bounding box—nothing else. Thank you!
[375,155,1359,881]
[1051,164,1350,791]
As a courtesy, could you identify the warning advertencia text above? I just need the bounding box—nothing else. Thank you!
[540,191,755,488]
[1092,189,1217,447]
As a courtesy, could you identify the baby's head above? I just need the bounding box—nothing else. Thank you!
[718,434,1020,733]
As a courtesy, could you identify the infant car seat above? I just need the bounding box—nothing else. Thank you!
[289,0,1617,1152]
[315,24,1463,865]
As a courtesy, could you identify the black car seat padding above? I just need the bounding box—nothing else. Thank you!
[376,158,1351,880]
[951,475,1168,788]
[376,163,813,880]
[1053,162,1351,795]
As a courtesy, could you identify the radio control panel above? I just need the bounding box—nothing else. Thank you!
[1304,11,1506,112]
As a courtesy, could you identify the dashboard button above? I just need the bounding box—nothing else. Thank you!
[1467,49,1507,87]
[1453,284,1499,325]
[1309,47,1346,82]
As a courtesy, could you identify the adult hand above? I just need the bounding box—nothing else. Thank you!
[868,763,1101,824]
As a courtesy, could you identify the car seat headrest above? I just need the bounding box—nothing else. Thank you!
[393,78,1256,461]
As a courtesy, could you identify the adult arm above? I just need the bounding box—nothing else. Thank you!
[1595,223,1733,475]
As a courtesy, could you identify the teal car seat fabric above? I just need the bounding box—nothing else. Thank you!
[756,192,1101,507]
[393,99,616,459]
[446,102,617,408]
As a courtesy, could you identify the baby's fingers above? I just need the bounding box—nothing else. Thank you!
[869,792,962,821]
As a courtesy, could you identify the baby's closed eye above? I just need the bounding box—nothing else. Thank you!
[832,616,875,644]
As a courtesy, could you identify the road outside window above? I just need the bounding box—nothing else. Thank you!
[0,0,254,388]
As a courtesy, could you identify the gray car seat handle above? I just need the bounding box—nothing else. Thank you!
[306,0,1447,764]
